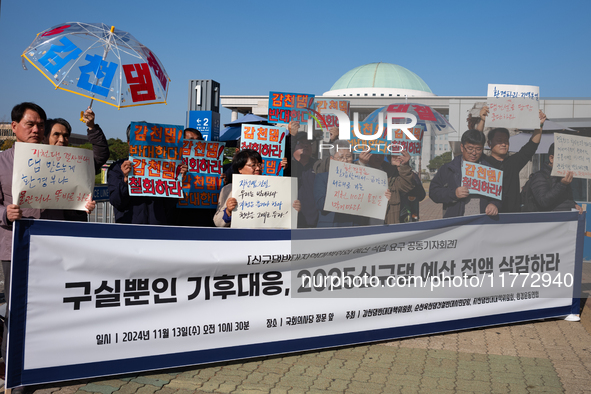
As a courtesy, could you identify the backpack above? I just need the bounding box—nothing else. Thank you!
[520,171,551,212]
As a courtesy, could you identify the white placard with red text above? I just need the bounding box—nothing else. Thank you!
[12,142,94,210]
[486,84,540,129]
[324,161,388,220]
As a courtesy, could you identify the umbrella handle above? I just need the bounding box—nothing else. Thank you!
[80,100,94,122]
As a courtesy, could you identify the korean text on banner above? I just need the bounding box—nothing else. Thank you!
[12,142,94,210]
[268,91,315,124]
[486,84,540,129]
[313,99,350,139]
[349,121,424,156]
[240,124,287,176]
[324,161,388,220]
[178,140,225,208]
[461,161,503,200]
[231,174,297,229]
[128,122,184,198]
[551,133,591,179]
[7,212,583,388]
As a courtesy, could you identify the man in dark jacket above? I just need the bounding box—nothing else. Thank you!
[531,143,583,213]
[477,106,546,213]
[429,129,500,218]
[44,107,109,174]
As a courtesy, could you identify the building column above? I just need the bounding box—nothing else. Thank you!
[231,110,239,122]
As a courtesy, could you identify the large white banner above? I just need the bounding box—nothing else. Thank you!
[7,212,584,387]
[487,84,540,129]
[12,142,94,210]
[551,133,591,179]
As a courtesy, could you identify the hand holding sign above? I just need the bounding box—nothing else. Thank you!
[392,150,411,167]
[121,160,132,181]
[7,204,22,222]
[485,203,498,216]
[226,197,238,216]
[456,187,470,199]
[85,196,96,214]
[560,171,574,185]
[480,105,489,120]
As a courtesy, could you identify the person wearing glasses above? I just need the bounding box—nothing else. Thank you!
[429,129,501,218]
[214,149,300,227]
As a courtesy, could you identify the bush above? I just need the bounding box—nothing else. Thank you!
[428,151,452,171]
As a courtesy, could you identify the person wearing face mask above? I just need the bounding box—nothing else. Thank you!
[477,106,547,213]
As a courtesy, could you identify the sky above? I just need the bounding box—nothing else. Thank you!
[0,0,590,140]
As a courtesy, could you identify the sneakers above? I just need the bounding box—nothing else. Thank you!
[564,314,581,322]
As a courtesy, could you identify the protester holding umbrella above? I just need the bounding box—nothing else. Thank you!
[44,107,109,174]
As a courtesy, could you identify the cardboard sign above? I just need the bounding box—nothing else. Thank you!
[324,161,388,220]
[551,133,591,179]
[461,161,503,200]
[268,91,315,124]
[178,140,225,208]
[128,122,184,198]
[240,124,287,176]
[12,142,94,210]
[231,174,297,229]
[486,84,540,129]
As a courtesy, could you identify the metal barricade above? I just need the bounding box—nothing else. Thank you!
[90,185,115,223]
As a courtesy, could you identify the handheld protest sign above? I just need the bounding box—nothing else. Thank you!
[551,133,591,179]
[268,91,315,124]
[312,98,350,141]
[240,124,287,176]
[12,142,94,210]
[178,140,225,208]
[461,161,503,200]
[231,174,297,229]
[324,161,388,220]
[486,84,540,129]
[128,122,184,198]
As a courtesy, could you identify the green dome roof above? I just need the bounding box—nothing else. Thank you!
[328,63,432,93]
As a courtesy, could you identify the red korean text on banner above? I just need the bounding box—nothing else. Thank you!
[123,63,156,102]
[41,25,71,37]
[146,50,167,91]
